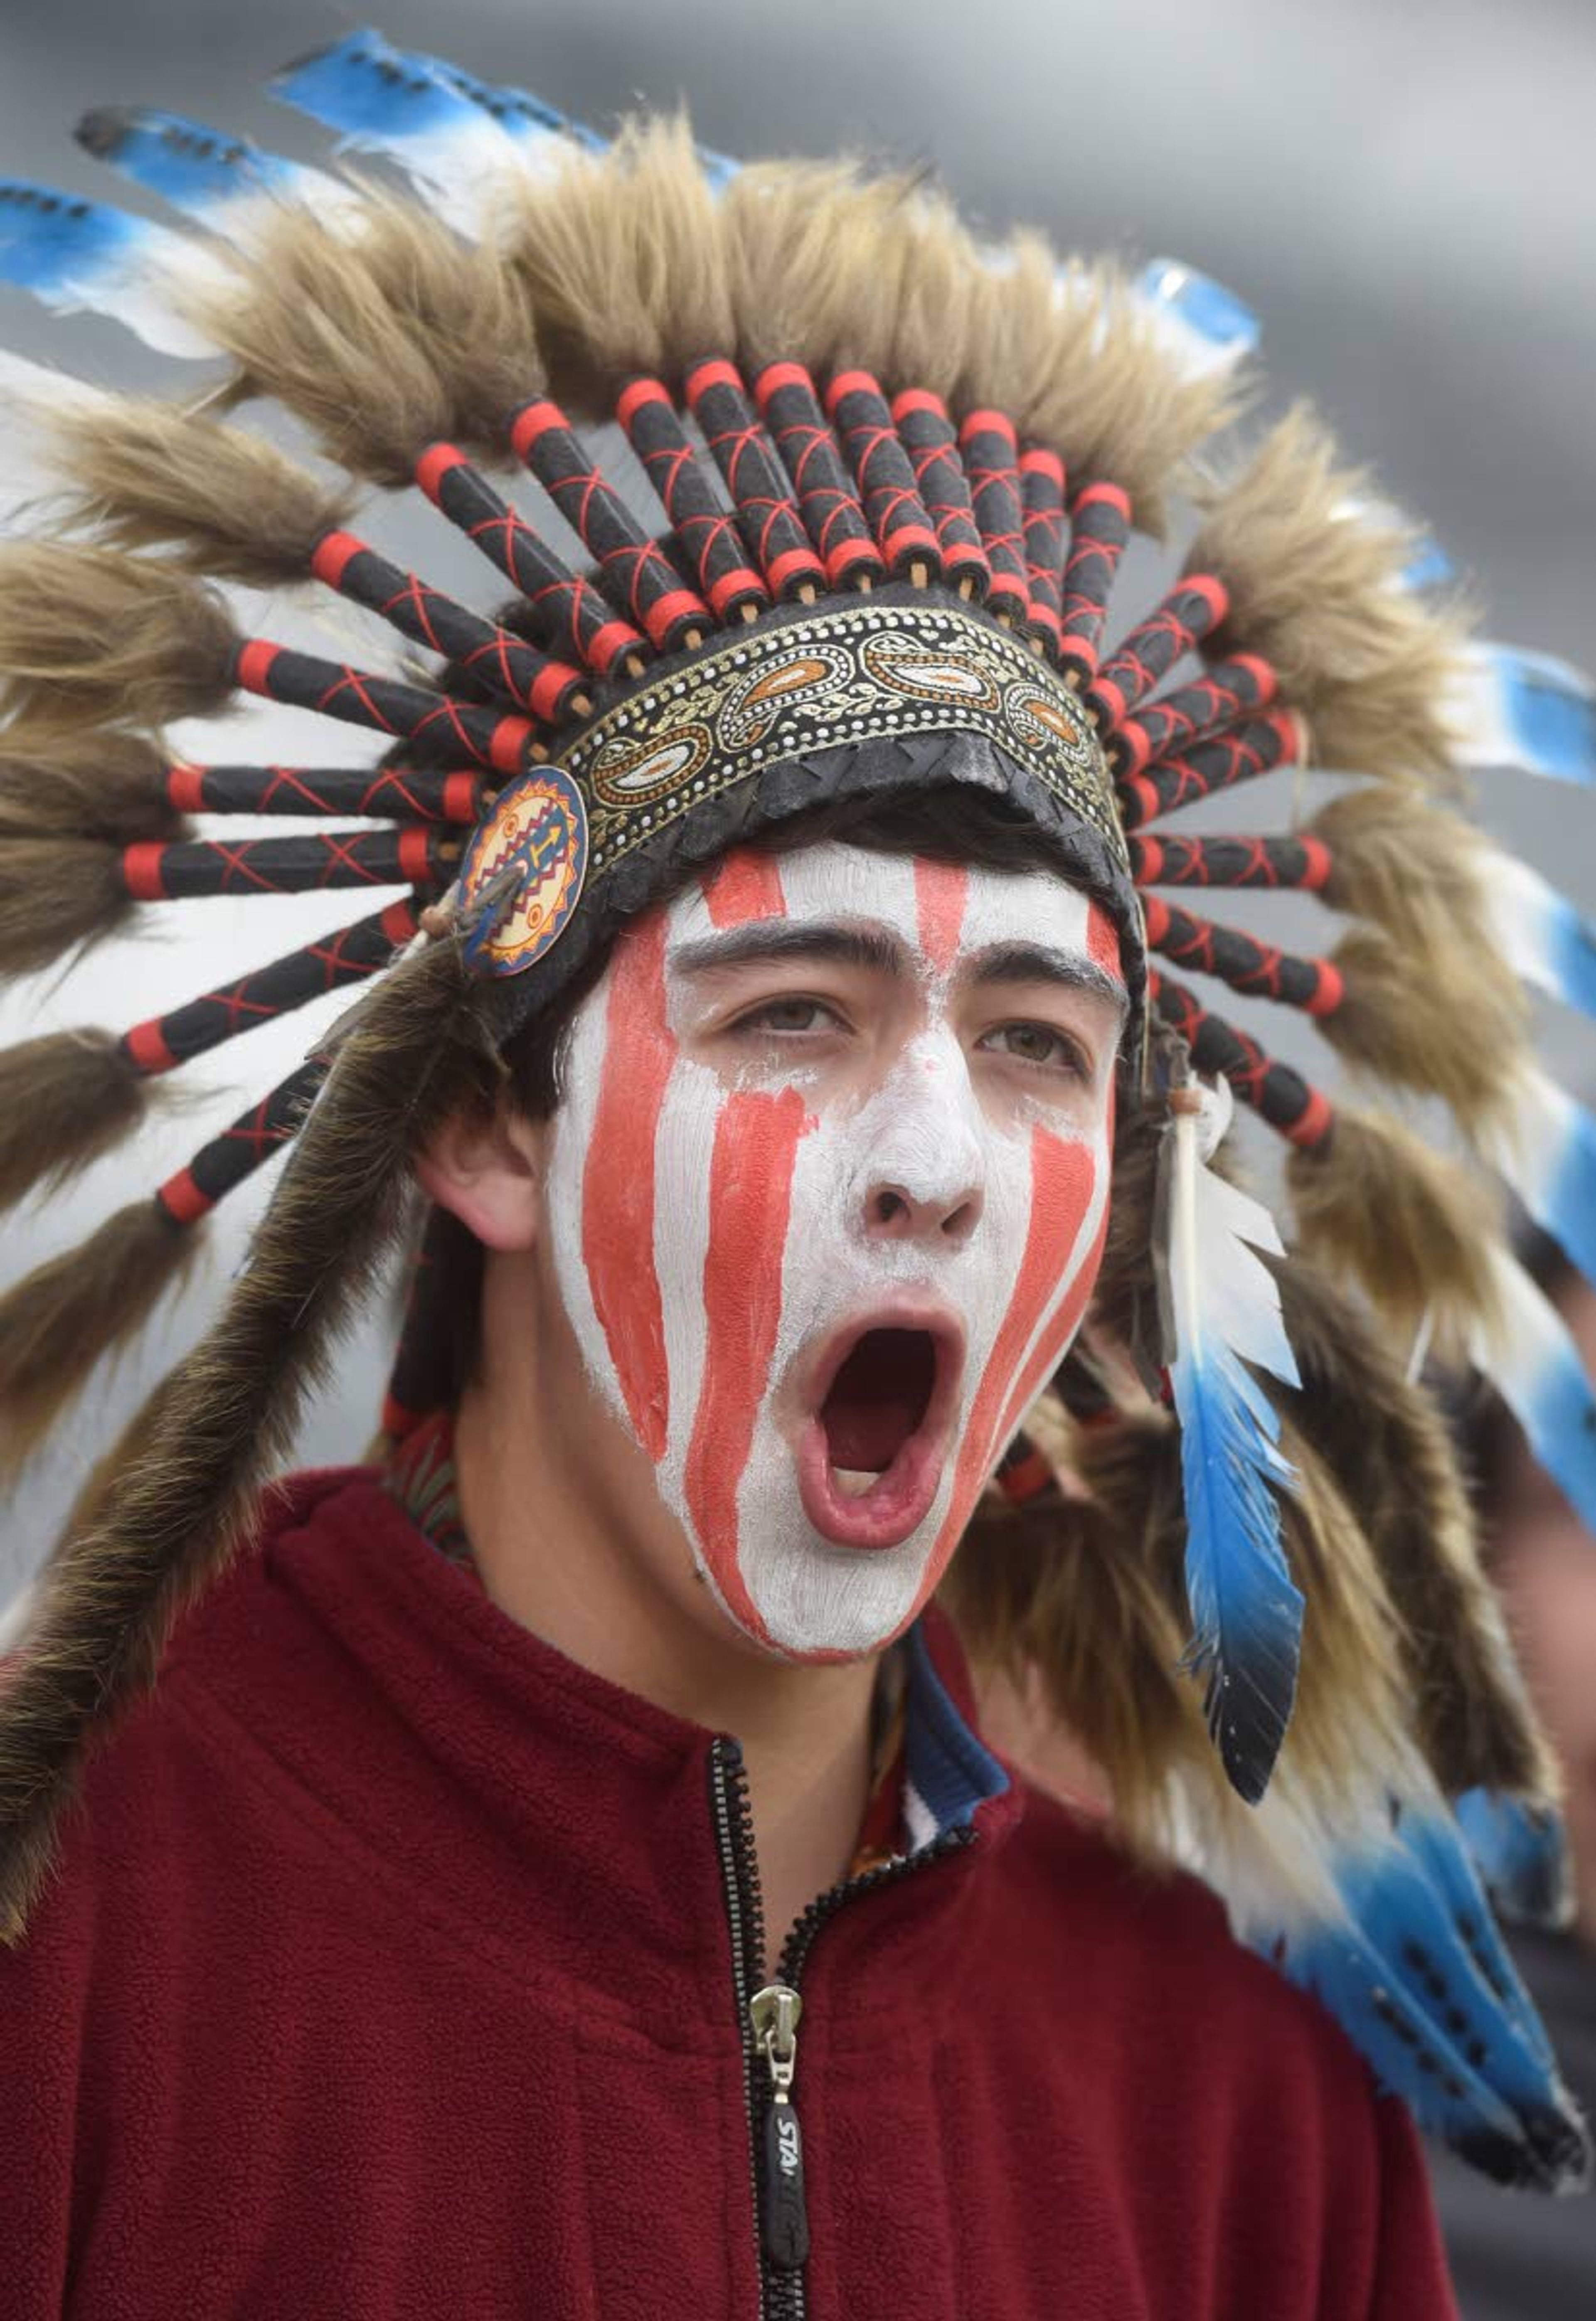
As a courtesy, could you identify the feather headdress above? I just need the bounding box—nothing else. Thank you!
[0,23,1590,2191]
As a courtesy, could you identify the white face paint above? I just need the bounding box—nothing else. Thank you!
[543,840,1123,1661]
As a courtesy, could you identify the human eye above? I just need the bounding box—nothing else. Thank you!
[731,994,847,1038]
[978,1020,1091,1078]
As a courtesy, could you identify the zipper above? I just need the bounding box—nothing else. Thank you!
[709,1735,973,2317]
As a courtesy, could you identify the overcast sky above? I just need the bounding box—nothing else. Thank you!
[1,0,1593,1578]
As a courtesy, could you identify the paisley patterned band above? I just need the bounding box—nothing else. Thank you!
[458,597,1121,977]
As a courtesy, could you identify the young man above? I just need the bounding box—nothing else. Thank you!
[0,34,1589,2316]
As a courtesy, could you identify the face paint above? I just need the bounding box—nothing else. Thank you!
[544,840,1122,1661]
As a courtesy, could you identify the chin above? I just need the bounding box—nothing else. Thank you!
[704,1494,956,1664]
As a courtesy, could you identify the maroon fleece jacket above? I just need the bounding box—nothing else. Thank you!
[2,1470,1457,2318]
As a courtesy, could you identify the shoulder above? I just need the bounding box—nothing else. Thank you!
[0,1469,412,1962]
[994,1775,1379,2114]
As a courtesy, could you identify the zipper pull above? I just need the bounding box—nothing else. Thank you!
[750,1983,809,2272]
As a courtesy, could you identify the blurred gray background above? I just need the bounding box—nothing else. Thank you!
[1,0,1593,1585]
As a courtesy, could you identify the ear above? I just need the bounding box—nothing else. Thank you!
[416,1098,547,1253]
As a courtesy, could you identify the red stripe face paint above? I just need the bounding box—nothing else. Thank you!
[682,1086,810,1640]
[701,846,786,929]
[577,917,675,1460]
[544,840,1121,1660]
[913,859,969,976]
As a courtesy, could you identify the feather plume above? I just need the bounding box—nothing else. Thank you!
[1160,1074,1304,1803]
[75,104,357,250]
[420,52,601,167]
[0,835,133,972]
[1135,258,1261,376]
[1469,1242,1596,1538]
[0,543,234,730]
[1448,643,1596,786]
[1286,1108,1500,1353]
[0,1029,150,1211]
[270,29,529,240]
[1455,1788,1574,1931]
[1277,1261,1554,1802]
[1313,783,1488,950]
[41,395,355,586]
[1187,408,1465,783]
[0,177,229,356]
[1478,843,1596,1022]
[1323,921,1527,1129]
[182,198,541,485]
[1487,1064,1596,1292]
[0,728,175,847]
[0,1199,198,1480]
[1243,1760,1588,2189]
[0,938,495,1939]
[507,117,734,402]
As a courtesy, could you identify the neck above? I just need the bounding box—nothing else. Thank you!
[452,1247,883,1972]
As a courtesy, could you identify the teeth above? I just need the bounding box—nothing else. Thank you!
[832,1467,879,1499]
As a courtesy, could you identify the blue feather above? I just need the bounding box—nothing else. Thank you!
[419,53,608,155]
[1495,1070,1596,1298]
[1137,258,1260,364]
[1544,891,1596,1019]
[1398,534,1454,591]
[74,106,313,224]
[0,176,147,296]
[271,28,495,152]
[1165,1107,1304,1803]
[0,175,217,354]
[418,42,735,183]
[1475,1248,1596,1536]
[1455,1788,1572,1930]
[1271,1794,1588,2188]
[1472,645,1596,785]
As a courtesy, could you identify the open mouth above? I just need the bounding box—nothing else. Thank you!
[796,1314,961,1551]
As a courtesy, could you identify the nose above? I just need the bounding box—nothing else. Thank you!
[866,1176,984,1246]
[856,1041,986,1249]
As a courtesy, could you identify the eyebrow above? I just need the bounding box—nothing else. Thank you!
[669,922,1128,1021]
[968,941,1129,1021]
[669,923,906,978]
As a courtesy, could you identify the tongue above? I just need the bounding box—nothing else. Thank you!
[824,1394,924,1473]
[820,1329,937,1472]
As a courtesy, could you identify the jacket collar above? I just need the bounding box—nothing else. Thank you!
[166,1469,1022,2035]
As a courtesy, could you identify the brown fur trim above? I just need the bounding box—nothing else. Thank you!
[0,729,176,847]
[723,155,922,384]
[0,837,132,974]
[1287,1109,1502,1354]
[0,546,234,731]
[0,1200,197,1483]
[944,1402,1204,1845]
[723,151,1232,520]
[48,401,355,589]
[986,246,1241,526]
[0,1030,150,1213]
[0,938,499,1940]
[508,117,736,406]
[1187,408,1465,783]
[1326,921,1527,1128]
[1313,782,1488,946]
[1279,1259,1554,1801]
[184,199,544,486]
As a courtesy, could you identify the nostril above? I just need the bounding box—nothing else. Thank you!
[941,1198,978,1241]
[873,1189,909,1227]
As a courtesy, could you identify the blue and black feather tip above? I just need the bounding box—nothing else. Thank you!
[74,107,299,215]
[1455,1788,1572,1931]
[1271,1792,1590,2190]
